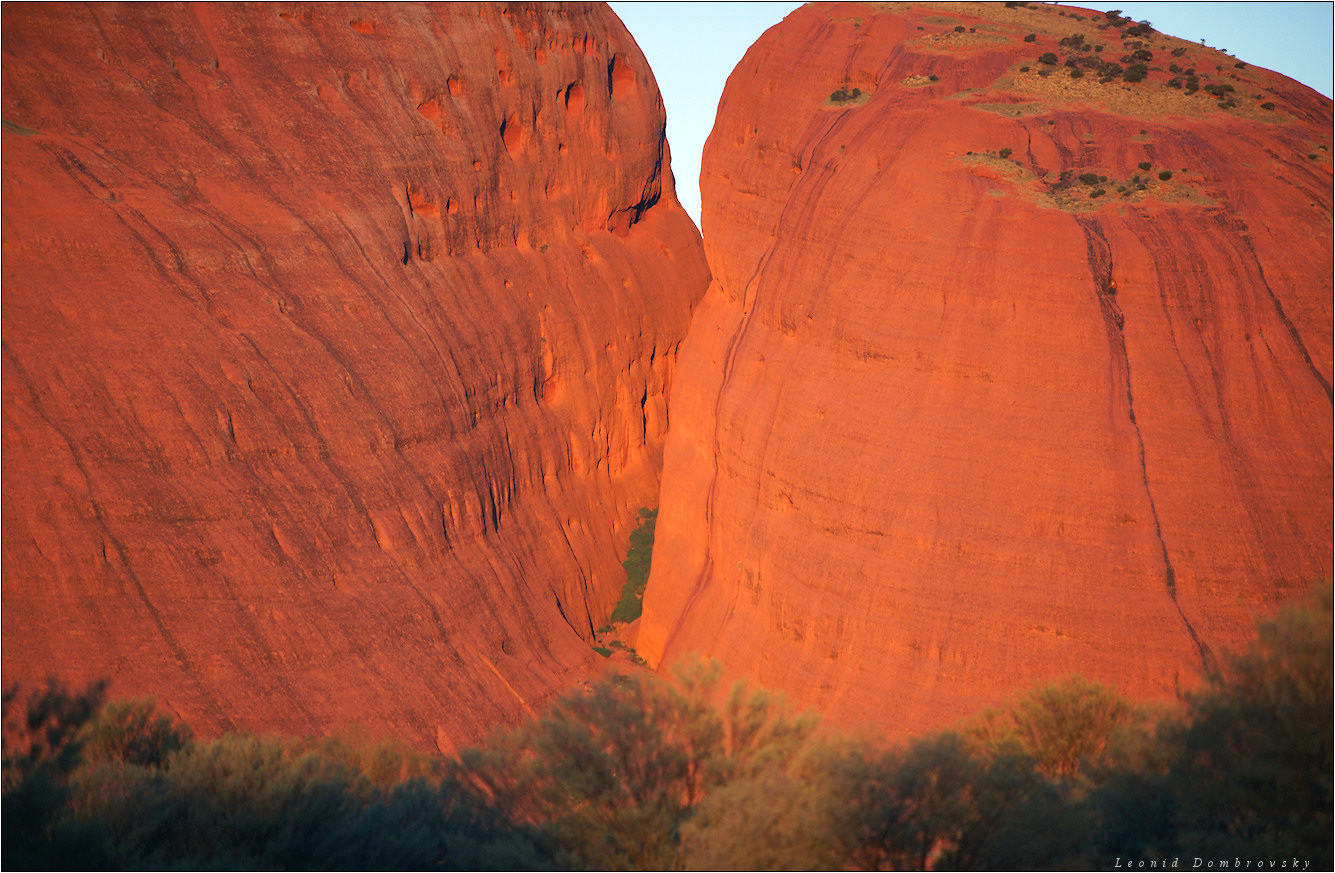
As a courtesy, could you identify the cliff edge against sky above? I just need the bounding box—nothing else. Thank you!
[639,1,1332,738]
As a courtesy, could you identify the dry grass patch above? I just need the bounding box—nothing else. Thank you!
[823,88,873,109]
[971,100,1050,117]
[958,152,1214,213]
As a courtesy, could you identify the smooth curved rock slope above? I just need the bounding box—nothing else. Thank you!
[639,1,1332,739]
[2,2,709,750]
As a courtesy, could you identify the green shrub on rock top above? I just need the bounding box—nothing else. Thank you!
[1123,62,1149,82]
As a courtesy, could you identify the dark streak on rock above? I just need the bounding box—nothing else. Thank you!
[1076,216,1216,676]
[1232,225,1333,402]
[2,342,238,731]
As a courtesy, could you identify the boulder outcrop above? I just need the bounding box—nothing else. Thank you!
[2,2,709,750]
[639,1,1332,738]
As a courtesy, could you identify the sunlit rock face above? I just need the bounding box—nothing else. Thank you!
[2,2,709,751]
[639,1,1332,740]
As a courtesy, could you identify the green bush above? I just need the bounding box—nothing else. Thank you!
[74,733,546,869]
[965,676,1142,779]
[458,658,827,870]
[1078,172,1101,185]
[1023,33,1037,42]
[682,760,848,870]
[611,507,657,624]
[835,732,1089,870]
[1158,170,1173,181]
[999,147,1013,158]
[1123,62,1149,82]
[7,589,1330,872]
[4,684,547,870]
[1138,161,1152,171]
[2,680,110,869]
[1165,588,1333,866]
[1039,52,1059,65]
[78,699,193,768]
[1093,586,1334,869]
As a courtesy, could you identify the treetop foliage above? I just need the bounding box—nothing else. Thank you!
[4,585,1330,870]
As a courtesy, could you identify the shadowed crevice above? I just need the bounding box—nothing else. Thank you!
[1076,216,1216,677]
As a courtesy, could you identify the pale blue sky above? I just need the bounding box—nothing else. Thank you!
[609,2,1335,227]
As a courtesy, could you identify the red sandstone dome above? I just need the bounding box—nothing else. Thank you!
[638,1,1333,739]
[2,2,709,751]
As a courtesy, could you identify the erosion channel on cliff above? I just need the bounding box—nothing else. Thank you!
[639,1,1333,739]
[2,3,710,751]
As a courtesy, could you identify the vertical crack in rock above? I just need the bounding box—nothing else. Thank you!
[1076,216,1216,676]
[1131,220,1290,577]
[553,519,596,639]
[1232,225,1333,402]
[669,119,847,656]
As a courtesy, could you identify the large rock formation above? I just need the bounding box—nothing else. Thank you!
[639,1,1332,739]
[2,3,709,750]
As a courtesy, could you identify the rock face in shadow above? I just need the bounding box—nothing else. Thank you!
[639,1,1332,740]
[2,2,709,751]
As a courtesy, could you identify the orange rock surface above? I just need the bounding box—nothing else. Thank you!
[2,3,709,751]
[639,2,1332,740]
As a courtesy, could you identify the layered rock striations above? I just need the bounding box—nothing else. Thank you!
[2,3,709,750]
[639,2,1332,738]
